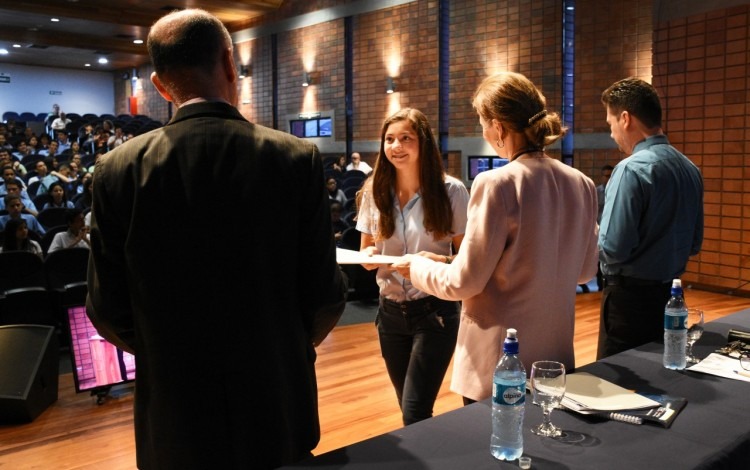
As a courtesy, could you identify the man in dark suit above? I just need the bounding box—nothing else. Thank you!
[86,9,346,470]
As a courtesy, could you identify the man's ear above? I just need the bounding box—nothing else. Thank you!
[150,72,173,102]
[619,110,631,129]
[222,48,237,84]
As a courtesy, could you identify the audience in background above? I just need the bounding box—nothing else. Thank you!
[0,178,37,216]
[326,176,347,205]
[48,208,90,253]
[43,181,75,210]
[50,112,71,134]
[0,149,26,176]
[346,152,372,174]
[0,218,43,257]
[0,194,45,235]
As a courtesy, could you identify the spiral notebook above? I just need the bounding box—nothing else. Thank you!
[591,394,687,428]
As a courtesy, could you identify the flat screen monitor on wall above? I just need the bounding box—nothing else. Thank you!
[467,156,509,179]
[66,305,135,394]
[290,117,332,138]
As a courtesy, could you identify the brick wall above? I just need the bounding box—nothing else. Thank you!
[449,0,563,137]
[573,0,653,177]
[111,0,750,294]
[653,5,750,293]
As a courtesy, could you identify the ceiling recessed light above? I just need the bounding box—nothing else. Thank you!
[85,63,91,67]
[98,58,108,64]
[12,44,21,48]
[0,49,8,55]
[133,39,143,45]
[51,18,60,22]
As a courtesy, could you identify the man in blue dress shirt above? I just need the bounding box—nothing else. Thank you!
[597,77,703,359]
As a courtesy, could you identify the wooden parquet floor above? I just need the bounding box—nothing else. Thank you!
[1,289,749,468]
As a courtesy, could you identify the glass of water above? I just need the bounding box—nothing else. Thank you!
[530,361,566,437]
[686,308,705,364]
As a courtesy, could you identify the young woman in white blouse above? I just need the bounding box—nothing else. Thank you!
[356,108,469,425]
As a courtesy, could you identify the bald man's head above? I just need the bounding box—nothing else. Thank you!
[147,9,232,77]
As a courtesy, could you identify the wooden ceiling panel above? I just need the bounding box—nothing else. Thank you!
[0,0,283,71]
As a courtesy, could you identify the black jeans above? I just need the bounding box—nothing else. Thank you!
[597,277,671,359]
[376,296,459,425]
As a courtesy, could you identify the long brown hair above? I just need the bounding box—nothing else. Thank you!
[369,108,452,241]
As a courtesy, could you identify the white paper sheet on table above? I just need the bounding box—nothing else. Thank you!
[336,248,402,265]
[687,352,750,383]
[562,372,661,412]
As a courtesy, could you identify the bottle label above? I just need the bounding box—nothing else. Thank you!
[664,313,687,330]
[492,382,525,406]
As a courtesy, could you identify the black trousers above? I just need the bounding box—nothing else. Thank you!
[377,296,459,425]
[597,278,672,360]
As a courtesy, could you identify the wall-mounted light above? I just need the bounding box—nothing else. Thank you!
[302,71,311,87]
[386,77,396,94]
[239,65,250,79]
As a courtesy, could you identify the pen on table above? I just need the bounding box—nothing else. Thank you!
[733,370,750,379]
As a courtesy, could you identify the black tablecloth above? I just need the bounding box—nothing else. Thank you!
[283,309,750,469]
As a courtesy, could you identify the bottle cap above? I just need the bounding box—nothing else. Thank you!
[504,328,519,354]
[672,279,682,288]
[519,456,531,469]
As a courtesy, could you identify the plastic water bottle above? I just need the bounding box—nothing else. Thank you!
[491,328,525,461]
[663,279,688,370]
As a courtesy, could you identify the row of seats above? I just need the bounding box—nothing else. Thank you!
[3,111,143,124]
[0,248,88,328]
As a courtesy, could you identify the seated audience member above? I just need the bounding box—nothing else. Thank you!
[43,181,75,210]
[92,133,110,155]
[44,104,60,135]
[12,141,31,161]
[26,135,41,155]
[0,133,13,150]
[50,112,71,134]
[108,126,126,150]
[75,175,93,211]
[48,209,90,253]
[79,123,95,147]
[56,131,72,154]
[326,176,347,205]
[0,149,26,177]
[0,218,43,257]
[27,160,50,190]
[330,201,348,246]
[0,194,45,235]
[53,163,78,196]
[39,140,60,158]
[332,154,347,181]
[345,152,373,174]
[38,134,51,152]
[0,178,37,216]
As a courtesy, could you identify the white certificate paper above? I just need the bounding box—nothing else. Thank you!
[336,248,402,265]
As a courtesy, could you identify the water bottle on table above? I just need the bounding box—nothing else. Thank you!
[491,328,525,461]
[663,279,688,370]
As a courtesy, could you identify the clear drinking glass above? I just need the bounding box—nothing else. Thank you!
[686,308,705,364]
[530,360,566,437]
